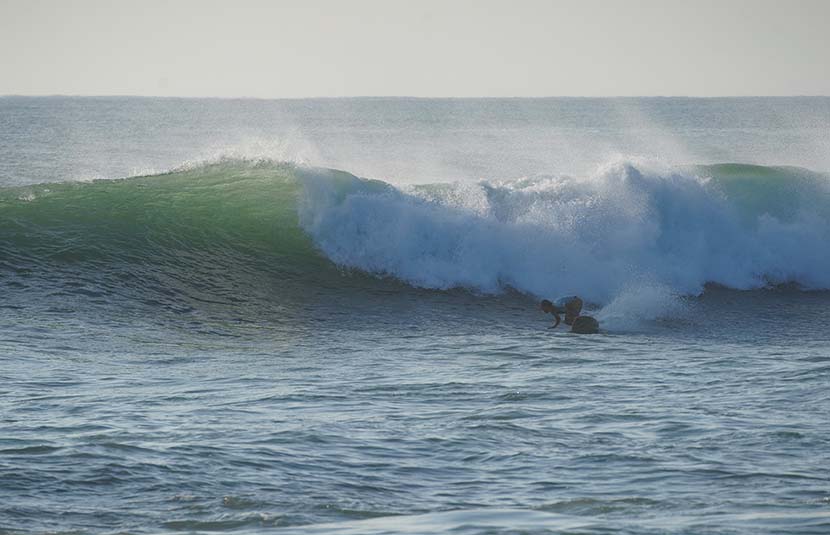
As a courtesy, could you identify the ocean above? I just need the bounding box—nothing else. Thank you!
[1,96,829,534]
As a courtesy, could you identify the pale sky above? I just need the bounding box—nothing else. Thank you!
[2,0,829,98]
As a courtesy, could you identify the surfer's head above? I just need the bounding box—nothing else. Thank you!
[540,299,554,313]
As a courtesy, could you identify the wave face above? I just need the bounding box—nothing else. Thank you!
[0,161,335,325]
[1,160,309,267]
[2,159,829,314]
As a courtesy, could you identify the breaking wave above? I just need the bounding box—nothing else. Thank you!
[301,159,830,302]
[2,158,829,317]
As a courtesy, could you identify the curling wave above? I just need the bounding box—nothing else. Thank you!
[1,158,829,313]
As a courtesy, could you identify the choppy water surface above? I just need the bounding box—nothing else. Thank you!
[1,97,830,534]
[4,288,830,534]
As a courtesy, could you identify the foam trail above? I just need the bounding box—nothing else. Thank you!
[595,282,688,331]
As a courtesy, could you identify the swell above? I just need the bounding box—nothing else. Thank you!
[0,161,349,323]
[0,160,310,269]
[2,158,829,320]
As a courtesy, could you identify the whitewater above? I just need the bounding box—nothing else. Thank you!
[1,97,829,534]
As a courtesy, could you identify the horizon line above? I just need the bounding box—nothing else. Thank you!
[3,93,830,101]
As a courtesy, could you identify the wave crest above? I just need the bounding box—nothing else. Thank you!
[3,158,829,311]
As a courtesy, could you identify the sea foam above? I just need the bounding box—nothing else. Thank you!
[299,158,830,305]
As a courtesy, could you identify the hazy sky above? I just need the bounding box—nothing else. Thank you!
[2,0,829,98]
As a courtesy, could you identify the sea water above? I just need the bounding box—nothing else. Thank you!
[1,97,829,534]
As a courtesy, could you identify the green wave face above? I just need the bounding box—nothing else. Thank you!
[0,161,364,329]
[699,163,830,223]
[1,160,308,267]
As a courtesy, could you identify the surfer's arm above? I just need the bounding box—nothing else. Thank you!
[549,312,561,329]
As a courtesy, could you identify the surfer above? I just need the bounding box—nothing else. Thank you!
[540,296,583,329]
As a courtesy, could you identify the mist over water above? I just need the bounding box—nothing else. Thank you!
[2,96,830,187]
[1,97,829,535]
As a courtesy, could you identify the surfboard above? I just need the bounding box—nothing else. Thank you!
[571,315,599,334]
